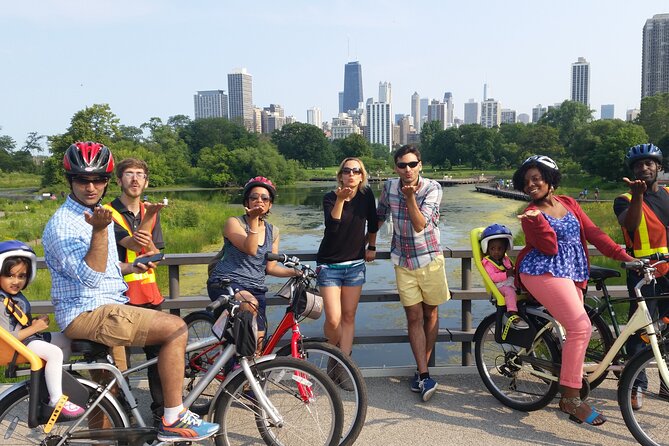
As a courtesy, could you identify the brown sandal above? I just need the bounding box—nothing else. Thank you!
[559,397,607,426]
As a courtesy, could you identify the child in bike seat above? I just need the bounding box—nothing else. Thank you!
[0,240,84,418]
[480,224,529,330]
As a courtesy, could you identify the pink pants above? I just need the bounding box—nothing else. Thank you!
[519,273,590,389]
[498,286,518,312]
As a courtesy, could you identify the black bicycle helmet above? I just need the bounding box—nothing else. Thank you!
[63,141,115,177]
[625,143,663,168]
[0,240,37,288]
[480,224,514,254]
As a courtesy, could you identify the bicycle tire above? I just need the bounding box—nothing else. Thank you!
[474,313,560,411]
[212,356,344,446]
[184,310,224,415]
[584,304,616,389]
[0,381,127,445]
[276,341,367,446]
[618,342,669,446]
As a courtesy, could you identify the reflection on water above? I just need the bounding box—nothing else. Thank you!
[169,182,525,368]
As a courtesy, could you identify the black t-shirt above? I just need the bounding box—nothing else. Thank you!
[109,197,165,262]
[316,187,378,264]
[613,187,669,244]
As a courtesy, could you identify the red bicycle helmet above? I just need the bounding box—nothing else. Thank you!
[243,176,276,202]
[63,141,115,177]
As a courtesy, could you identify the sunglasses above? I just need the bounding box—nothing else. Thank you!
[396,161,420,169]
[341,167,362,175]
[248,193,271,203]
[72,177,108,185]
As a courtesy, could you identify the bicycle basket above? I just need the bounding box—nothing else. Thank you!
[493,305,536,349]
[292,281,323,320]
[232,310,258,357]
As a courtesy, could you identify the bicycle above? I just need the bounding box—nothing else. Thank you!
[475,255,669,446]
[184,253,367,446]
[0,294,344,446]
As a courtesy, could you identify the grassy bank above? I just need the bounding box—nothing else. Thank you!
[0,173,41,189]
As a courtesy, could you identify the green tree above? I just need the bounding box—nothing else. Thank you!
[334,134,371,159]
[638,92,669,143]
[181,118,258,163]
[272,123,334,167]
[538,100,593,149]
[117,125,144,143]
[22,132,45,153]
[424,128,459,168]
[420,120,442,150]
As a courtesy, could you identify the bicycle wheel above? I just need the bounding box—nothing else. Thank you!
[276,341,367,446]
[618,343,669,446]
[213,356,344,446]
[584,304,616,389]
[0,382,127,445]
[184,310,224,415]
[474,313,560,411]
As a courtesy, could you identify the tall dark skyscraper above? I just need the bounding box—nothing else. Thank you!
[642,14,669,98]
[342,61,363,113]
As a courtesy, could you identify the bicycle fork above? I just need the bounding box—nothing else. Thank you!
[290,322,315,402]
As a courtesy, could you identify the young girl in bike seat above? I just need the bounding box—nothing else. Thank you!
[480,224,529,330]
[0,240,84,418]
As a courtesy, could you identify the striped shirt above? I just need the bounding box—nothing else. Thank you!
[377,177,443,270]
[42,196,128,330]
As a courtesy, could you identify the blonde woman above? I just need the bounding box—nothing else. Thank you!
[317,158,378,385]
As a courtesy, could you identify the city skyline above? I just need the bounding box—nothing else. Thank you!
[1,1,668,149]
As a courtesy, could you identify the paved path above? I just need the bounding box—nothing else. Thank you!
[128,372,638,445]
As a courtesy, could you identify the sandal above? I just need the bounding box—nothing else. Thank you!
[559,396,607,426]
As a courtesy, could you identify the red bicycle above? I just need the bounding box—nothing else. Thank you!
[184,253,367,446]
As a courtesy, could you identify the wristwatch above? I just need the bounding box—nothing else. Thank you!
[367,245,376,251]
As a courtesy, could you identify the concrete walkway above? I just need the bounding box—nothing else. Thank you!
[127,372,638,445]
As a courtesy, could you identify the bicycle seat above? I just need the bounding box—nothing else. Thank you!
[589,265,621,281]
[70,340,110,359]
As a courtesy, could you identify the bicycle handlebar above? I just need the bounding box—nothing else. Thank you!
[207,295,232,312]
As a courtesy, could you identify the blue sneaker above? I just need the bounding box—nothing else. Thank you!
[158,409,219,442]
[410,371,421,393]
[419,377,438,402]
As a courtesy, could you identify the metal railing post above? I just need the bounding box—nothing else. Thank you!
[461,258,472,366]
[168,264,181,316]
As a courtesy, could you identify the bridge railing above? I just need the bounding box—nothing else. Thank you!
[33,246,629,368]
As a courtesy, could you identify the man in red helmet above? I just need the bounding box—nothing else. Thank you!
[42,142,219,442]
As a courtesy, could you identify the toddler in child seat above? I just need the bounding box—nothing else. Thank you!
[480,224,529,330]
[0,240,84,418]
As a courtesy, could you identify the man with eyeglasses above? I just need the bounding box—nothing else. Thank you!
[377,144,451,402]
[42,142,219,442]
[103,157,166,425]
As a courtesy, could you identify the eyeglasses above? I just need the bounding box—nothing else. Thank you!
[122,172,148,179]
[72,177,108,186]
[341,167,362,175]
[396,161,420,169]
[248,193,271,203]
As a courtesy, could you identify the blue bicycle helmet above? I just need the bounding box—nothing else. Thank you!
[0,240,37,288]
[625,143,663,168]
[480,224,514,254]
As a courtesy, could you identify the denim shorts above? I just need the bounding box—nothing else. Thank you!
[317,262,366,287]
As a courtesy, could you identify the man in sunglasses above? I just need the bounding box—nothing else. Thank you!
[377,144,451,402]
[103,157,166,425]
[42,142,219,442]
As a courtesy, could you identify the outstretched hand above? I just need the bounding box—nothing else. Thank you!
[517,209,541,220]
[143,202,166,218]
[335,186,355,201]
[401,184,418,199]
[622,177,647,196]
[84,206,112,230]
[244,205,265,220]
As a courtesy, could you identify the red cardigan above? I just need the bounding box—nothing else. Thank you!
[515,195,634,290]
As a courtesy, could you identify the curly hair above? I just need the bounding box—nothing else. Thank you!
[512,160,561,192]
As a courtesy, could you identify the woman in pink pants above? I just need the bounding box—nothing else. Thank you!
[512,155,635,427]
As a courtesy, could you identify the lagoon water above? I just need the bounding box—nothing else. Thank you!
[169,182,525,368]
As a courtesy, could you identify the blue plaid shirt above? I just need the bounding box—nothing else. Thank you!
[377,177,443,270]
[42,196,128,330]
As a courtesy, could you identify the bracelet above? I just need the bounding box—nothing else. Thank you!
[367,245,376,251]
[248,229,258,234]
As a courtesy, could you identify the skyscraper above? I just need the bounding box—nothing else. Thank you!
[571,57,590,106]
[501,109,516,124]
[228,68,254,130]
[601,104,615,120]
[481,98,501,128]
[532,104,547,123]
[342,61,363,113]
[464,99,479,125]
[379,81,392,103]
[420,98,429,125]
[366,102,392,150]
[642,14,669,98]
[193,90,228,120]
[307,107,322,128]
[411,92,421,133]
[427,100,447,130]
[443,92,454,127]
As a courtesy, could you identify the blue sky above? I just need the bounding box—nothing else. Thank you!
[1,0,667,151]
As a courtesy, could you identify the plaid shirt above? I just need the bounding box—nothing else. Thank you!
[42,196,128,330]
[377,177,443,270]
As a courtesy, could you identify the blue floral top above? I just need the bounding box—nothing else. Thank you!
[518,212,589,282]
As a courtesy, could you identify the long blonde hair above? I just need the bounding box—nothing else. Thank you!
[336,157,369,192]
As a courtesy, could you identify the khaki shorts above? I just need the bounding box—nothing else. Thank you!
[394,255,451,307]
[64,304,155,347]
